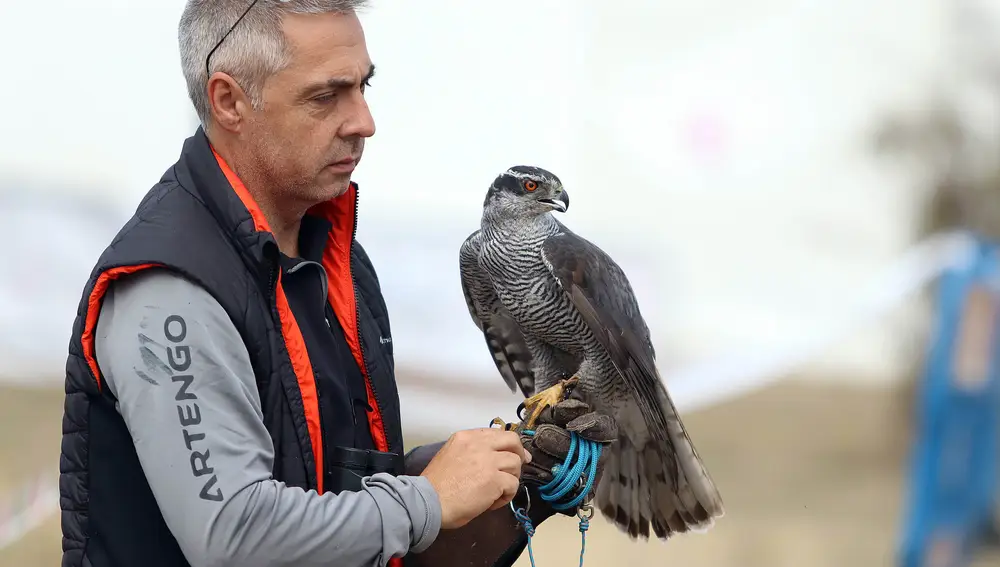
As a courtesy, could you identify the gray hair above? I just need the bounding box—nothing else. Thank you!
[178,0,369,126]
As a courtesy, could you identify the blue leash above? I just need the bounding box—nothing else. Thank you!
[511,429,602,567]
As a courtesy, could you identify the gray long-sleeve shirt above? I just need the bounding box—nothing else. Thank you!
[94,268,441,567]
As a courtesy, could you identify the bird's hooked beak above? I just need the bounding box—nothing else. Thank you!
[538,189,569,213]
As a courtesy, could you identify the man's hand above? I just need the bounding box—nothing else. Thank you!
[420,428,531,529]
[402,400,617,567]
[520,398,618,513]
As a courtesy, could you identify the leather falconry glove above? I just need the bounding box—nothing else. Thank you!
[517,397,618,516]
[402,397,617,567]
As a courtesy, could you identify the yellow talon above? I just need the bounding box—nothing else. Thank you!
[490,417,516,430]
[519,377,579,430]
[491,377,579,433]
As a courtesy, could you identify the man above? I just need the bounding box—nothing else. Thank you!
[58,2,615,566]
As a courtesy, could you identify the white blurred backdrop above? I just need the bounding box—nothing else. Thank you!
[0,0,988,391]
[8,2,1000,566]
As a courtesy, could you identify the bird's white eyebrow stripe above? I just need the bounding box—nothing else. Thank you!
[503,169,534,179]
[503,169,557,185]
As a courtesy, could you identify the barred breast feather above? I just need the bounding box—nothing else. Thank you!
[459,230,537,397]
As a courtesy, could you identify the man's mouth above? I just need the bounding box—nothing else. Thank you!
[328,156,359,173]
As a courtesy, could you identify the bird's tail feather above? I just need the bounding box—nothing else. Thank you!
[595,416,724,540]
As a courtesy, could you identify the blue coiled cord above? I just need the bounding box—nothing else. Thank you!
[511,429,601,567]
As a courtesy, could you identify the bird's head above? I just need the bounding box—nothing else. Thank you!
[483,165,569,220]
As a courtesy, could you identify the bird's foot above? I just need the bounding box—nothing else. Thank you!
[489,417,519,431]
[490,377,579,433]
[518,377,579,431]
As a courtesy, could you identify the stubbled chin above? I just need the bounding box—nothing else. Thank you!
[311,168,353,198]
[313,184,350,203]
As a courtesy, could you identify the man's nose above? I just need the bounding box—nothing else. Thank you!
[340,92,376,139]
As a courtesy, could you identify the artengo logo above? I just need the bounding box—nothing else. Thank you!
[164,314,224,502]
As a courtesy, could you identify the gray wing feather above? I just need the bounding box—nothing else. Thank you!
[459,230,537,397]
[539,227,671,443]
[541,229,725,528]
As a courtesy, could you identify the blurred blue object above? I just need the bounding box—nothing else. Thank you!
[899,233,1000,567]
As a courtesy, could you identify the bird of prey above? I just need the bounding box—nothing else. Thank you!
[459,166,724,540]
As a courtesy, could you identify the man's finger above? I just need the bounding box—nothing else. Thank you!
[489,471,520,510]
[484,429,531,462]
[499,471,520,501]
[565,413,619,443]
[493,450,525,478]
[550,398,591,426]
[530,424,574,458]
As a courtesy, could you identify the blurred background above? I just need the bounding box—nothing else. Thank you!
[2,0,1000,565]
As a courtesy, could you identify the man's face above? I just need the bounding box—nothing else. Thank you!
[243,11,376,203]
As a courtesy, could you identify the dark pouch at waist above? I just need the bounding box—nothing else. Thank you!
[327,446,405,494]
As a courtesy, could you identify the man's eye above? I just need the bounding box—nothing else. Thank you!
[313,93,336,103]
[361,79,372,93]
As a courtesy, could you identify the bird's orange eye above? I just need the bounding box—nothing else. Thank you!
[524,180,538,191]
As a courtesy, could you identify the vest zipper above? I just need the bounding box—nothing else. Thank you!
[267,259,280,317]
[350,188,385,444]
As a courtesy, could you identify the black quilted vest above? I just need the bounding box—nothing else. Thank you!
[58,128,404,567]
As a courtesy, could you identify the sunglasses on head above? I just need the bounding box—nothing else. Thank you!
[205,0,293,78]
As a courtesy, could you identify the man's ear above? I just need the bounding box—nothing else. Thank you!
[207,73,250,133]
